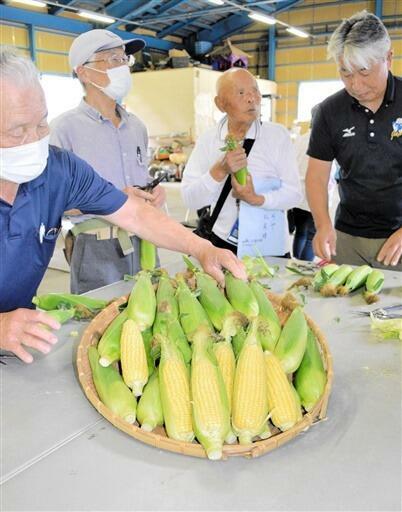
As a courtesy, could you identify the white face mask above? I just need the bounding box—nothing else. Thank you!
[0,135,49,184]
[88,65,132,102]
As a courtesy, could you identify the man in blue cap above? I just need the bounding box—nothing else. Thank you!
[50,30,166,293]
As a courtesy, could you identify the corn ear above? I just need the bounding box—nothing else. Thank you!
[320,264,353,297]
[176,274,213,340]
[158,333,194,442]
[312,264,339,291]
[137,368,164,431]
[140,327,155,376]
[294,329,327,411]
[196,271,245,341]
[127,271,156,331]
[274,307,308,374]
[249,280,281,351]
[232,318,268,444]
[223,135,248,185]
[98,308,128,367]
[191,326,232,460]
[32,293,109,319]
[320,263,340,280]
[363,269,385,304]
[232,327,247,359]
[213,340,236,412]
[42,308,75,326]
[264,351,299,431]
[156,273,179,319]
[120,319,149,396]
[338,265,372,295]
[290,383,303,422]
[224,273,259,319]
[88,345,136,423]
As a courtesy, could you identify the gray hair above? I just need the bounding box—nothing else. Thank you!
[327,11,391,71]
[0,45,41,87]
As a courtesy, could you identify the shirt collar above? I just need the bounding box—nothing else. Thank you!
[218,116,260,142]
[383,71,395,104]
[78,98,128,125]
[23,152,53,192]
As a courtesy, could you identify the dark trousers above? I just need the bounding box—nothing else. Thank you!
[292,208,316,261]
[210,232,290,259]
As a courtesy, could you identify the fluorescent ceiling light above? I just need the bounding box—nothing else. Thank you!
[207,0,225,5]
[10,0,46,7]
[286,26,309,38]
[78,10,115,24]
[248,12,276,25]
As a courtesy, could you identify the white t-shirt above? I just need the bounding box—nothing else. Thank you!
[181,118,302,242]
[293,129,339,215]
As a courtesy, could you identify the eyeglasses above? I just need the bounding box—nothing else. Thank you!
[84,54,136,67]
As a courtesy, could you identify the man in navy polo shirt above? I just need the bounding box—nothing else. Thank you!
[0,46,246,364]
[306,11,402,270]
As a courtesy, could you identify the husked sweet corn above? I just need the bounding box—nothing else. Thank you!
[191,327,234,460]
[213,340,236,412]
[158,333,194,442]
[265,351,299,431]
[232,318,269,444]
[120,319,149,397]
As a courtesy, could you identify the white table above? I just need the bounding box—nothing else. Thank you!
[1,259,401,511]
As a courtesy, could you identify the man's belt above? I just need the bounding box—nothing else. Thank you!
[70,218,135,256]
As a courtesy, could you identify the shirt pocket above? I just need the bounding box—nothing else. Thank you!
[33,225,61,269]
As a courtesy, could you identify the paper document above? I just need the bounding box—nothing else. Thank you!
[237,177,290,258]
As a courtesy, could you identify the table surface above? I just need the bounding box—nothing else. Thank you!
[2,258,401,511]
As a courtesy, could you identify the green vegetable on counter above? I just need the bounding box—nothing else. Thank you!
[32,293,109,319]
[370,315,402,341]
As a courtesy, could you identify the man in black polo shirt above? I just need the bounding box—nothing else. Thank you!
[306,11,402,271]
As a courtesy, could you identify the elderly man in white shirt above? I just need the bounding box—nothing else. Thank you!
[181,68,302,255]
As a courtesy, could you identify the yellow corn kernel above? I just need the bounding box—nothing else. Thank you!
[232,319,268,444]
[120,319,149,397]
[265,351,299,431]
[158,334,194,442]
[213,341,235,412]
[191,330,232,459]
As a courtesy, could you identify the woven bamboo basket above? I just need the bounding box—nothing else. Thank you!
[77,290,333,460]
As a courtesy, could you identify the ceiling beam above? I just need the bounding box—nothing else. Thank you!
[155,0,189,15]
[107,0,162,30]
[157,19,194,39]
[197,12,253,44]
[49,0,76,15]
[106,0,151,18]
[0,4,180,51]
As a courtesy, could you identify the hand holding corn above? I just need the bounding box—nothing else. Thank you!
[193,242,247,286]
[210,137,247,183]
[231,173,265,207]
[0,309,61,364]
[221,135,248,185]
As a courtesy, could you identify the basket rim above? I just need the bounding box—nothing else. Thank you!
[76,291,333,460]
